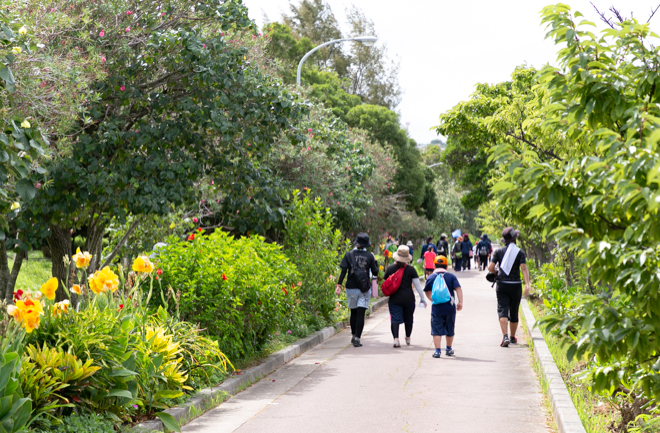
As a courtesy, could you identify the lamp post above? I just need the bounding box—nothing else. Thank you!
[296,35,378,86]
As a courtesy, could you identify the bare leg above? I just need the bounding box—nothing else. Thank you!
[499,317,508,335]
[433,335,442,349]
[446,336,454,347]
[510,322,518,338]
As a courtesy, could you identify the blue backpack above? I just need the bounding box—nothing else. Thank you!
[431,272,452,304]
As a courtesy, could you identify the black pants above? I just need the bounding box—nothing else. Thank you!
[350,307,367,338]
[454,257,462,270]
[479,255,488,270]
[462,256,471,270]
[496,282,522,323]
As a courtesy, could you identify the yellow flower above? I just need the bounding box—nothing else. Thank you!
[10,202,20,211]
[132,255,154,273]
[18,26,27,35]
[40,277,58,300]
[72,247,92,269]
[10,299,44,333]
[88,266,119,294]
[20,120,30,129]
[52,300,70,317]
[11,47,21,55]
[169,222,175,229]
[71,284,82,295]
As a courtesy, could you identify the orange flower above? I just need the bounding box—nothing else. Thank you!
[71,284,82,295]
[40,277,58,300]
[8,298,44,333]
[88,266,119,294]
[52,300,70,317]
[132,255,154,273]
[72,247,92,269]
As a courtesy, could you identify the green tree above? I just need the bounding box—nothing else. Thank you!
[18,0,306,300]
[345,104,428,214]
[489,3,660,407]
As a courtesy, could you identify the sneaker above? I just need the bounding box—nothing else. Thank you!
[445,347,455,356]
[432,349,441,358]
[353,337,362,347]
[405,337,411,346]
[393,339,401,348]
[510,336,518,344]
[501,335,510,347]
[351,335,356,345]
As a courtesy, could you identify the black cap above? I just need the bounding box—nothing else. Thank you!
[501,227,520,244]
[355,232,371,248]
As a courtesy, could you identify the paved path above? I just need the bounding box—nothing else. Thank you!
[183,269,551,433]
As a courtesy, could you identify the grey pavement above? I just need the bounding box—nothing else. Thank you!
[182,269,551,433]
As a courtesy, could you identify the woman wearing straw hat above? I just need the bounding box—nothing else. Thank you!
[336,233,379,347]
[383,245,427,347]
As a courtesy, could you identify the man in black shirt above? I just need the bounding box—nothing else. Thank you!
[436,233,450,258]
[487,227,531,347]
[336,233,379,347]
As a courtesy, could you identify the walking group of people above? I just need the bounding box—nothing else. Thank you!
[335,227,531,354]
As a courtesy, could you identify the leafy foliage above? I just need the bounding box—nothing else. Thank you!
[487,3,660,407]
[157,231,299,361]
[283,190,343,325]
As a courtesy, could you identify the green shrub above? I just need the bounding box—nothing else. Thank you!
[39,412,116,433]
[157,231,300,361]
[283,190,344,327]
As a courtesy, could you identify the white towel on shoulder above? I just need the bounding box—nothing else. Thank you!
[500,244,520,276]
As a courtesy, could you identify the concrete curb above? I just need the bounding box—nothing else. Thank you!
[520,299,587,433]
[134,296,389,432]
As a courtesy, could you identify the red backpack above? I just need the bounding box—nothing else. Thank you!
[381,264,406,296]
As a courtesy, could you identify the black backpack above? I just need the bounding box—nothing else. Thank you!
[349,250,372,293]
[437,242,447,256]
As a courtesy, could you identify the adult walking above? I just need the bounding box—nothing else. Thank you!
[383,245,427,347]
[406,241,414,257]
[476,234,492,271]
[452,236,463,271]
[487,227,531,347]
[461,234,473,271]
[436,233,450,258]
[336,233,379,347]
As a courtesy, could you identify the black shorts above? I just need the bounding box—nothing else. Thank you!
[496,282,522,323]
[389,302,415,324]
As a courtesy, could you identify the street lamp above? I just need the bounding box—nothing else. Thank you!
[296,35,378,86]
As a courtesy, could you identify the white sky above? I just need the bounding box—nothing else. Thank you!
[242,0,660,145]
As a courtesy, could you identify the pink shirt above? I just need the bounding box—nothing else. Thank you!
[424,250,437,270]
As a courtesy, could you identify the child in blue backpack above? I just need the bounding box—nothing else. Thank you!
[424,255,463,358]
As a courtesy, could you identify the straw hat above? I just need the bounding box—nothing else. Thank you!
[393,245,413,263]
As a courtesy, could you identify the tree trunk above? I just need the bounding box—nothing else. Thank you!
[84,220,105,274]
[100,218,140,269]
[6,250,25,302]
[48,224,72,302]
[0,242,10,303]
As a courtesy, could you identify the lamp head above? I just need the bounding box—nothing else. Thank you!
[353,35,377,47]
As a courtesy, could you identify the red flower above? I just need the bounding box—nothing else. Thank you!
[198,227,202,232]
[222,273,227,281]
[119,304,124,311]
[188,234,195,241]
[157,268,163,276]
[282,287,288,295]
[12,289,23,301]
[72,395,82,403]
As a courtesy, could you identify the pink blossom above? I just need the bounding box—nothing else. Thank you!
[247,143,250,146]
[329,192,332,196]
[120,85,125,91]
[309,134,313,138]
[237,210,240,214]
[307,128,312,132]
[202,43,206,48]
[36,182,42,189]
[101,57,106,62]
[307,146,310,151]
[51,7,55,12]
[99,30,105,37]
[125,27,131,32]
[193,217,198,223]
[211,181,214,185]
[161,12,166,16]
[126,10,133,15]
[259,33,262,36]
[337,201,340,205]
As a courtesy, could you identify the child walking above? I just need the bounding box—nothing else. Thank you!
[424,256,463,358]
